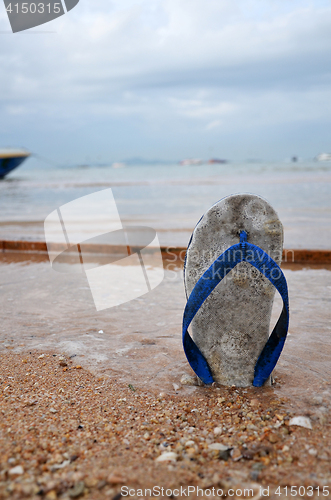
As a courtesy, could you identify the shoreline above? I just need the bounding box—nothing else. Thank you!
[1,239,331,265]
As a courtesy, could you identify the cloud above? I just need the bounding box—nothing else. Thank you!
[168,97,238,119]
[2,0,331,98]
[1,0,331,160]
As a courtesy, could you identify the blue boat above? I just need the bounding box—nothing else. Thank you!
[0,149,30,178]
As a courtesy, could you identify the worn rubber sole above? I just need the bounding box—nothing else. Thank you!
[184,194,283,387]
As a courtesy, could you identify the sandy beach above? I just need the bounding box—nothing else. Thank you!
[0,350,330,500]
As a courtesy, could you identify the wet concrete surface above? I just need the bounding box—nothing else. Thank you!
[0,251,330,418]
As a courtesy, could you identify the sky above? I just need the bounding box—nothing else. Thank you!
[1,0,331,163]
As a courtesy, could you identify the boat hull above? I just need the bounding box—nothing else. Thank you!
[0,151,30,178]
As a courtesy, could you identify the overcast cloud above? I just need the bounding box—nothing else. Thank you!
[1,0,331,162]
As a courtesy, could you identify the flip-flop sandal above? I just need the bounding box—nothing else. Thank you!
[183,194,289,387]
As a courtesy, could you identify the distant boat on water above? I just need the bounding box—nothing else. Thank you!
[179,158,203,166]
[0,148,30,178]
[179,158,227,165]
[315,153,331,161]
[208,158,227,164]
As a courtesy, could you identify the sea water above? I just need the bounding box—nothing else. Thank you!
[0,160,330,249]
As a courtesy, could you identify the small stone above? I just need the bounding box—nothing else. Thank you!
[155,452,178,462]
[268,433,279,443]
[208,443,229,451]
[68,481,85,498]
[59,356,65,361]
[107,475,125,485]
[75,366,82,369]
[242,449,255,460]
[59,361,68,367]
[173,383,180,391]
[309,448,317,456]
[218,449,231,461]
[213,427,222,435]
[49,408,57,414]
[231,448,242,461]
[289,416,312,429]
[250,399,260,407]
[8,465,24,475]
[185,440,195,447]
[282,445,290,452]
[38,354,45,359]
[180,374,198,386]
[97,480,107,490]
[25,399,37,407]
[45,491,57,500]
[143,432,150,440]
[85,477,98,488]
[51,460,70,471]
[317,413,328,425]
[98,330,104,333]
[250,470,260,481]
[159,441,170,450]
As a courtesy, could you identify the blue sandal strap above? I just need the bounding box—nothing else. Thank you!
[183,231,289,386]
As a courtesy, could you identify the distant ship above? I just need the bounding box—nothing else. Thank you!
[315,153,331,161]
[0,148,30,178]
[179,158,227,165]
[179,158,203,166]
[208,158,227,164]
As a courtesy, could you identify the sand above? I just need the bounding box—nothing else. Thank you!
[0,351,330,500]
